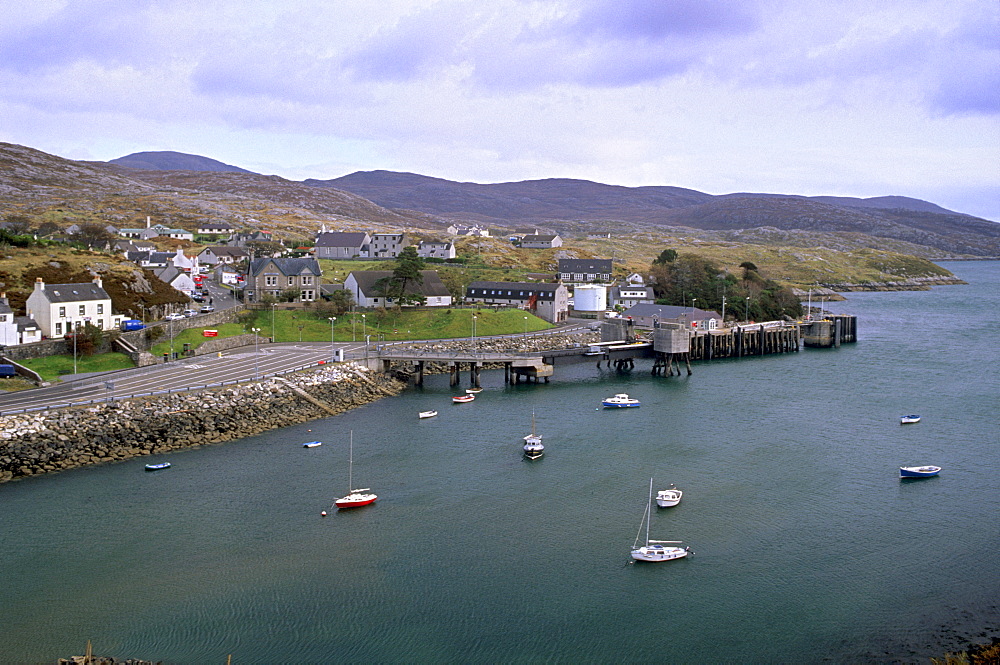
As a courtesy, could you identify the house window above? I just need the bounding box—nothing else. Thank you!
[0,315,5,322]
[55,322,62,336]
[79,305,86,316]
[59,306,66,317]
[301,290,314,301]
[97,304,104,314]
[265,276,277,286]
[288,276,295,286]
[301,276,313,286]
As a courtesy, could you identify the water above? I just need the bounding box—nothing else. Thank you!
[2,261,998,664]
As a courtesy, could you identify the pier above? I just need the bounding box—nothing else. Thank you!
[371,315,857,385]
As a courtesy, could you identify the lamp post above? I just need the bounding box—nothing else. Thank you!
[721,296,726,326]
[472,313,478,353]
[365,334,370,361]
[328,317,336,364]
[523,315,528,339]
[745,296,750,322]
[352,310,356,342]
[169,316,174,361]
[362,313,366,341]
[251,327,261,378]
[271,303,276,342]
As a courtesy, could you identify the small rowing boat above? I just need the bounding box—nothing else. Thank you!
[144,462,171,471]
[302,441,322,448]
[453,394,475,403]
[418,410,438,419]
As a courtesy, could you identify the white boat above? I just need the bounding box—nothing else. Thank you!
[466,387,483,394]
[144,462,171,471]
[453,394,475,403]
[656,484,683,508]
[603,393,641,408]
[523,411,544,460]
[900,415,921,424]
[334,431,377,509]
[302,441,322,448]
[900,465,941,478]
[631,478,690,563]
[418,410,438,419]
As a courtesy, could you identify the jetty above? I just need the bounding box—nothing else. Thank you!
[370,315,856,386]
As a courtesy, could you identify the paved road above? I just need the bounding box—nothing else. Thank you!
[0,342,368,415]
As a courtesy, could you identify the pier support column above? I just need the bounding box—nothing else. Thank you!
[415,361,424,386]
[449,363,459,386]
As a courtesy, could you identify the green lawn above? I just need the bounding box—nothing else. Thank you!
[150,322,248,356]
[19,352,135,382]
[241,307,552,343]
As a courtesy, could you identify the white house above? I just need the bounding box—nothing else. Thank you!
[170,249,200,274]
[314,231,370,259]
[345,270,453,308]
[0,296,19,346]
[198,246,248,266]
[154,266,198,296]
[520,234,563,249]
[447,223,490,237]
[198,222,237,235]
[416,240,456,260]
[25,277,123,338]
[365,232,408,258]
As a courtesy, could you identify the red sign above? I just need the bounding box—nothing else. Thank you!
[203,330,218,337]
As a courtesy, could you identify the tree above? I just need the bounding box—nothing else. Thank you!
[739,261,759,281]
[71,223,115,249]
[652,248,678,265]
[391,246,425,298]
[36,221,61,238]
[3,215,32,235]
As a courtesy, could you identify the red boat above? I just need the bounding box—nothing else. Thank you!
[453,394,476,403]
[334,431,377,510]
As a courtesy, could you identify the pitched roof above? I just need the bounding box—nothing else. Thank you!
[558,258,613,273]
[40,282,111,303]
[349,270,450,298]
[314,232,369,248]
[466,281,561,301]
[622,304,720,319]
[200,245,248,257]
[521,234,558,242]
[249,257,321,277]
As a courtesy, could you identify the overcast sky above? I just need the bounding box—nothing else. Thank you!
[2,0,997,220]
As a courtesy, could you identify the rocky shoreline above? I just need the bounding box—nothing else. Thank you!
[0,363,405,484]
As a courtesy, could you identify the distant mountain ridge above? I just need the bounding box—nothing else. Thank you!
[109,151,254,174]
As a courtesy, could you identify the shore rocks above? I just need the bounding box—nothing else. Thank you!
[0,363,404,484]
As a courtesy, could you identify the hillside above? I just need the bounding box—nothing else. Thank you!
[109,151,254,173]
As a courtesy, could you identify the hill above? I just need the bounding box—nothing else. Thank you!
[109,151,255,173]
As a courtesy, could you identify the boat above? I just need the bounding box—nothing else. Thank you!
[453,394,475,403]
[656,484,683,508]
[900,465,941,478]
[602,393,641,408]
[302,441,322,448]
[522,411,544,460]
[900,415,922,424]
[631,478,690,563]
[144,462,171,471]
[466,387,483,394]
[334,431,377,509]
[418,410,438,419]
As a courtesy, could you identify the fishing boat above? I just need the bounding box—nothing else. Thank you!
[418,410,438,419]
[453,394,475,403]
[631,478,690,563]
[656,484,683,508]
[466,387,483,394]
[144,462,171,471]
[603,393,641,408]
[900,415,921,424]
[334,431,377,509]
[522,411,544,460]
[899,465,941,478]
[302,441,322,448]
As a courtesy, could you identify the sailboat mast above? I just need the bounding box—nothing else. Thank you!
[645,478,653,546]
[348,430,353,492]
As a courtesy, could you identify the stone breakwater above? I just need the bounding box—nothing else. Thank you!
[0,363,404,484]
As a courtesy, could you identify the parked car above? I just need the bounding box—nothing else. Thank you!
[200,305,215,314]
[164,313,185,321]
[182,309,199,318]
[190,293,205,303]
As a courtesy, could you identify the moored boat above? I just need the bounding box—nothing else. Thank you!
[466,387,483,394]
[899,465,941,478]
[631,478,690,563]
[523,411,544,460]
[144,462,171,471]
[418,410,438,419]
[656,484,683,508]
[334,431,377,509]
[302,441,322,448]
[900,415,921,424]
[453,394,475,403]
[603,393,641,408]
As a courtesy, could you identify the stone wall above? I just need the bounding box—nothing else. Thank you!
[0,363,404,483]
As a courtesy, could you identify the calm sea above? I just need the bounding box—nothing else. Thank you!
[1,261,998,664]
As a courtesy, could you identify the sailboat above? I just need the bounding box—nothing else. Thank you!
[631,478,690,563]
[522,411,544,460]
[334,431,377,509]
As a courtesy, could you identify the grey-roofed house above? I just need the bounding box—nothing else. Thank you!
[247,257,322,302]
[345,270,452,308]
[314,232,371,259]
[464,281,569,323]
[199,245,249,265]
[25,277,123,338]
[154,266,198,295]
[416,240,456,260]
[366,232,408,258]
[608,283,655,310]
[198,222,237,235]
[520,234,562,249]
[16,316,42,345]
[0,295,18,346]
[557,258,613,283]
[621,303,722,331]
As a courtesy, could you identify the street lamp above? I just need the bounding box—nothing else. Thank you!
[721,296,726,326]
[328,317,337,364]
[362,313,366,340]
[745,297,750,322]
[472,313,478,352]
[251,327,261,378]
[523,315,528,339]
[271,303,276,342]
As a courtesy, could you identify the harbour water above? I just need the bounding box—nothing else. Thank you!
[2,261,998,663]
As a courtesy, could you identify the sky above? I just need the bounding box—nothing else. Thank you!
[1,0,998,221]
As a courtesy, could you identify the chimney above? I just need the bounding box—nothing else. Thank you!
[34,277,45,292]
[92,276,103,289]
[146,216,151,229]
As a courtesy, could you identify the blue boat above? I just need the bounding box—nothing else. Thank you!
[900,415,921,424]
[144,462,171,471]
[899,465,941,478]
[602,393,641,408]
[302,441,323,448]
